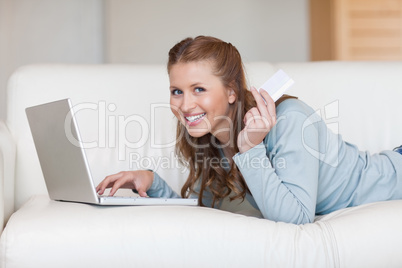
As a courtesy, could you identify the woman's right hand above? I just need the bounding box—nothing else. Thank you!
[96,170,154,197]
[237,87,277,153]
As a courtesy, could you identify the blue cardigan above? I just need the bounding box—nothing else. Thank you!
[147,99,402,224]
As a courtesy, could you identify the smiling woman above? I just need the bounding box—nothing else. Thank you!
[96,36,402,225]
[166,36,267,207]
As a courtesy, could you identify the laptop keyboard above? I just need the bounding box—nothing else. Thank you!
[100,195,141,199]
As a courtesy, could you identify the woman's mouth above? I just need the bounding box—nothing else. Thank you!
[185,113,206,126]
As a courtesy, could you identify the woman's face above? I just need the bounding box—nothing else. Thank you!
[169,60,236,142]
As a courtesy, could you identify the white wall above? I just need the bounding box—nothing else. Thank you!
[0,0,104,120]
[105,0,310,64]
[0,0,309,121]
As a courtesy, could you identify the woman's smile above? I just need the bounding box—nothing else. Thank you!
[184,112,207,125]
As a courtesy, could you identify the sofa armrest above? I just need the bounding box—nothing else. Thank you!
[0,121,16,232]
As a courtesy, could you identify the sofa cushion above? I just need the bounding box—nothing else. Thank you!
[1,195,336,267]
[318,199,402,267]
[2,195,402,267]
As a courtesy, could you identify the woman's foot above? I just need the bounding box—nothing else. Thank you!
[393,145,402,155]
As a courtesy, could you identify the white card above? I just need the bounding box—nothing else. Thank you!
[258,69,294,102]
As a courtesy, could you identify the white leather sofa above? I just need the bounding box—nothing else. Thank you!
[1,62,402,268]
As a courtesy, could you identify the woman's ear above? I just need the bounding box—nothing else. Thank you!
[228,88,236,104]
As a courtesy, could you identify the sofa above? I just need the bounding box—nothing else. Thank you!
[1,61,402,267]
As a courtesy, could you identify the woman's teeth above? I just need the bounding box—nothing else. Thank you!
[186,113,206,122]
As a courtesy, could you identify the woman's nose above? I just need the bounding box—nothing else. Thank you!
[181,94,196,112]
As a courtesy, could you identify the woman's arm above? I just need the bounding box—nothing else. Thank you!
[146,172,181,198]
[233,109,320,224]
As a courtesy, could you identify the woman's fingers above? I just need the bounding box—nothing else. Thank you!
[109,178,127,196]
[243,109,253,125]
[244,107,270,132]
[96,174,117,195]
[96,170,153,197]
[259,89,277,123]
[137,189,148,197]
[96,172,126,196]
[250,88,276,127]
[251,87,277,127]
[244,107,259,126]
[251,87,270,118]
[238,87,279,154]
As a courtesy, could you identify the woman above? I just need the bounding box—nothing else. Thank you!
[96,36,402,224]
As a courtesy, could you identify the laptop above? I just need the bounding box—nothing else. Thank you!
[26,98,198,206]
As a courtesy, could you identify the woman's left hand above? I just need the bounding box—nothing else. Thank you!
[237,87,277,153]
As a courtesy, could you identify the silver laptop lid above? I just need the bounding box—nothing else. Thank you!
[26,99,99,204]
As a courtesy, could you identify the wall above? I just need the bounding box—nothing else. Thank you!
[0,0,309,121]
[105,0,310,64]
[0,0,104,120]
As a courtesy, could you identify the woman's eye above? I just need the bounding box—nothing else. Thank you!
[195,87,205,93]
[171,89,182,95]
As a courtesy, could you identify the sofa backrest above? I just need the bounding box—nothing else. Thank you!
[5,62,402,215]
[274,61,402,152]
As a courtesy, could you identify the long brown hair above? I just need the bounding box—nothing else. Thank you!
[167,36,293,207]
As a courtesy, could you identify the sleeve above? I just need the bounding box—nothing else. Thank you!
[145,172,181,198]
[233,110,320,224]
[146,172,215,205]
